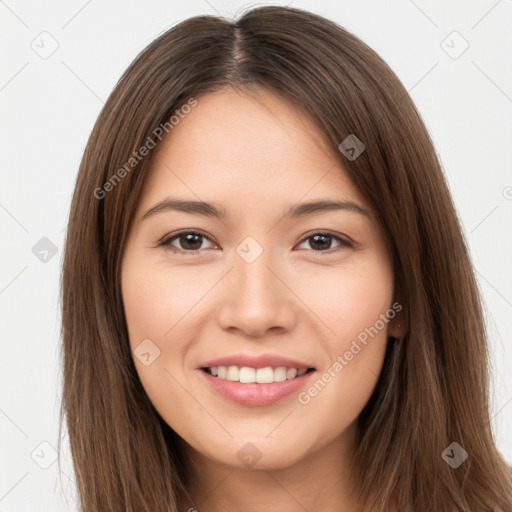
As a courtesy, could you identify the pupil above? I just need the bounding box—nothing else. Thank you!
[181,234,202,250]
[311,234,330,250]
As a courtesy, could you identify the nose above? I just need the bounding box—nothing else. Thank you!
[216,250,297,337]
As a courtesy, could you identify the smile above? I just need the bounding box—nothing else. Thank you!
[203,365,313,383]
[199,366,316,406]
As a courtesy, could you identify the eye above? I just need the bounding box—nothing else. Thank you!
[158,230,218,254]
[158,230,352,255]
[296,232,352,253]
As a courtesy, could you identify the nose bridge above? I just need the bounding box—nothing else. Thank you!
[216,238,296,335]
[238,249,276,299]
[235,233,279,293]
[235,240,283,312]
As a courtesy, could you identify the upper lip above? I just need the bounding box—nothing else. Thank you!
[199,353,315,370]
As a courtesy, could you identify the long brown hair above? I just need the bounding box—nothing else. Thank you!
[59,5,512,511]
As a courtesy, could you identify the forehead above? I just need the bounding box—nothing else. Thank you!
[139,87,371,220]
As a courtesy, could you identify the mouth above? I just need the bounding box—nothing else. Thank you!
[199,365,317,406]
[201,366,315,384]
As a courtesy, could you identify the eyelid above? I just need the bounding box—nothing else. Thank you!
[299,229,353,246]
[158,228,213,244]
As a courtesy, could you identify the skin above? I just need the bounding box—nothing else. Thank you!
[121,86,406,512]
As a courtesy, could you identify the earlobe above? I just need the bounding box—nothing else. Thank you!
[388,288,408,339]
[388,318,407,340]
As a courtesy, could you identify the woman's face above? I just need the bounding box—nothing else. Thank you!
[121,86,404,472]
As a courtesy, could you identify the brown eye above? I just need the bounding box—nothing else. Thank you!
[159,231,217,254]
[296,232,352,253]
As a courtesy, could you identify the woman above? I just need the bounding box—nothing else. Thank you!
[59,5,512,511]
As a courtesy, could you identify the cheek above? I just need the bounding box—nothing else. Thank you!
[292,259,393,416]
[122,260,210,344]
[121,258,217,412]
[121,258,202,431]
[294,257,394,343]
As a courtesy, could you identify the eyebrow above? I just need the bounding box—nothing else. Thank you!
[141,197,370,221]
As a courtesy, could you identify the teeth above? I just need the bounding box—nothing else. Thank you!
[286,368,297,379]
[239,366,256,383]
[226,366,239,381]
[206,365,311,383]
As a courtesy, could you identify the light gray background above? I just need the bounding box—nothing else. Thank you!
[1,0,511,510]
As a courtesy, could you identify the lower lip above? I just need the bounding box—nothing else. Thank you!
[199,369,316,406]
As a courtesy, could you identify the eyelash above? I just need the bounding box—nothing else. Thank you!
[157,229,353,256]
